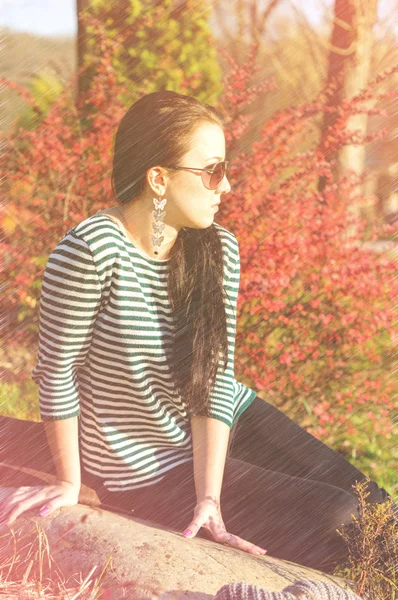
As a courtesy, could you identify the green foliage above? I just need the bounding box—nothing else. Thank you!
[1,379,40,422]
[14,70,65,131]
[1,28,75,134]
[82,0,223,105]
[336,422,397,500]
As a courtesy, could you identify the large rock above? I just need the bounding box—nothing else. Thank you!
[0,418,356,598]
[0,487,355,600]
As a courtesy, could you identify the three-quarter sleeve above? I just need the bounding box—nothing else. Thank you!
[31,232,103,421]
[207,234,241,428]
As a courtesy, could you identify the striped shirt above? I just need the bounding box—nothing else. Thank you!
[31,213,257,491]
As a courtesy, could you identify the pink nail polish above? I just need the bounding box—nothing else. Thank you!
[40,507,50,516]
[183,529,192,537]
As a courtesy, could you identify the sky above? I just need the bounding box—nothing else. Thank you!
[1,0,397,38]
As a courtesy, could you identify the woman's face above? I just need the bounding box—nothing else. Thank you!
[150,122,231,230]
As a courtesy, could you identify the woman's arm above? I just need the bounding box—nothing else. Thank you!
[185,416,266,556]
[32,232,103,421]
[190,416,230,502]
[44,417,81,488]
[1,418,81,526]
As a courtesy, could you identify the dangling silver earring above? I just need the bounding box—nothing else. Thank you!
[151,194,167,255]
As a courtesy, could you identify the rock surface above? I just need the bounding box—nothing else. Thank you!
[0,487,355,600]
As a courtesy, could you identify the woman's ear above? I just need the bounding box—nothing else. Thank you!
[146,166,168,196]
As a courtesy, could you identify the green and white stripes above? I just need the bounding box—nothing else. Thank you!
[32,214,257,491]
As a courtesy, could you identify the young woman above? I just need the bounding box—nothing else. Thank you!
[1,91,391,573]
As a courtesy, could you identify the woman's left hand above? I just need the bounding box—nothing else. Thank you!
[182,496,267,557]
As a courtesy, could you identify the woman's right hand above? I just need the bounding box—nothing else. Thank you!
[0,480,80,527]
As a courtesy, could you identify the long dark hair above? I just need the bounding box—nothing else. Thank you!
[111,90,229,418]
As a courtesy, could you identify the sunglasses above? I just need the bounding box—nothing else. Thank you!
[165,160,229,191]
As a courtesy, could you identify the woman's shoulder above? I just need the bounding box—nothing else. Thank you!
[65,213,127,255]
[213,222,239,262]
[213,221,237,242]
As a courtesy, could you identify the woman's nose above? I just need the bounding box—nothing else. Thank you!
[218,175,231,194]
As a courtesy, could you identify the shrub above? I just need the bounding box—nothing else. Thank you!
[1,23,397,493]
[334,479,397,600]
[215,49,398,494]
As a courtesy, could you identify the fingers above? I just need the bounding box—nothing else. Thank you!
[183,528,194,538]
[183,520,200,538]
[220,531,267,556]
[1,487,39,521]
[183,520,266,556]
[2,496,44,526]
[182,502,267,557]
[0,486,63,527]
[183,503,213,538]
[183,510,214,538]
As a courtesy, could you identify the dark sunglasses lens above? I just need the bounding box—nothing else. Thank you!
[209,162,225,189]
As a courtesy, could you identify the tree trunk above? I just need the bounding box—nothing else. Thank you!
[318,0,378,233]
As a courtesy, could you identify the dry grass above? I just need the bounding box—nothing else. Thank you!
[0,520,106,599]
[1,484,396,599]
[0,518,167,599]
[333,478,398,600]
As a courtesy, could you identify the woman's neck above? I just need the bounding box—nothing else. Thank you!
[105,203,179,261]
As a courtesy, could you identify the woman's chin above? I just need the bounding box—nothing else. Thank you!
[183,215,215,230]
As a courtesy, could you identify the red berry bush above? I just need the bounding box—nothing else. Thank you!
[2,25,397,491]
